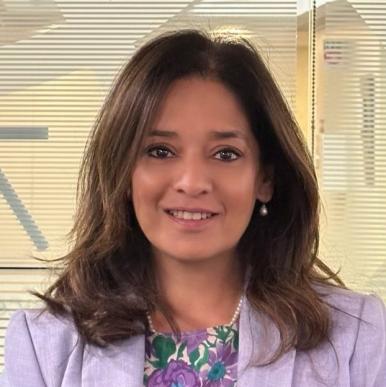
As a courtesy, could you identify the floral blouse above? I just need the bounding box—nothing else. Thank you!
[144,321,239,386]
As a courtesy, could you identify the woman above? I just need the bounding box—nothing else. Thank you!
[1,29,385,387]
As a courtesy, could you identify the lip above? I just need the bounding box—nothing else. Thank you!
[164,207,219,214]
[164,210,219,230]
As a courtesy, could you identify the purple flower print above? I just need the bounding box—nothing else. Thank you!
[182,331,208,354]
[202,341,237,387]
[148,359,201,387]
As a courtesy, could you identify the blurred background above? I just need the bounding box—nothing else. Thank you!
[0,0,385,368]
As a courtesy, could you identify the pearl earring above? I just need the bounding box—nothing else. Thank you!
[259,203,268,216]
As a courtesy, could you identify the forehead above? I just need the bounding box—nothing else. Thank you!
[147,76,254,143]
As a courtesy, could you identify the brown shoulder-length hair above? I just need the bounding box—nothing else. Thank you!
[32,29,345,363]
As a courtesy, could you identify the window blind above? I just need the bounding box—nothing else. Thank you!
[316,0,386,298]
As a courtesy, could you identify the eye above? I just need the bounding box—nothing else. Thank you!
[145,145,174,159]
[214,148,241,162]
[144,145,241,161]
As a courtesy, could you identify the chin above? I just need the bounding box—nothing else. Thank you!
[167,252,214,263]
[154,245,233,264]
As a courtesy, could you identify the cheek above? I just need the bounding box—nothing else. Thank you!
[131,167,165,218]
[132,169,152,212]
[220,172,257,230]
[223,170,257,204]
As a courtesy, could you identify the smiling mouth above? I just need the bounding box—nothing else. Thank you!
[165,209,218,221]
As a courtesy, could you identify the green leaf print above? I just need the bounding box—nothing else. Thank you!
[152,335,176,368]
[195,345,209,370]
[215,326,231,343]
[189,345,210,372]
[177,341,187,359]
[189,348,199,366]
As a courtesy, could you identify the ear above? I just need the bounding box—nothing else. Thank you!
[256,165,274,203]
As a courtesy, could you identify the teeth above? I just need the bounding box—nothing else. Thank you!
[168,210,214,220]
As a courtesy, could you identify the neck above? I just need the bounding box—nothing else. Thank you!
[150,251,244,333]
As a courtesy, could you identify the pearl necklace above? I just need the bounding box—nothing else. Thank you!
[146,295,244,334]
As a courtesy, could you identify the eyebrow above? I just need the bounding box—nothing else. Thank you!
[147,129,247,141]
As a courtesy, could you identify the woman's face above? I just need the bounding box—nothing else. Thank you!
[131,76,272,265]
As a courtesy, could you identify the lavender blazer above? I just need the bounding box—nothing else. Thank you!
[1,285,386,387]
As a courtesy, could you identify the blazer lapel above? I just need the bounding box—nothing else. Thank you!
[82,334,145,387]
[238,297,296,386]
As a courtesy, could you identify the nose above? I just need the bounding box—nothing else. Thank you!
[172,155,213,196]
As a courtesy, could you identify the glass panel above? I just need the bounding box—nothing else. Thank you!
[316,0,386,297]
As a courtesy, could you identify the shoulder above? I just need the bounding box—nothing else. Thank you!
[313,282,386,329]
[10,306,78,332]
[2,308,84,386]
[312,283,386,386]
[7,307,81,353]
[2,308,146,387]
